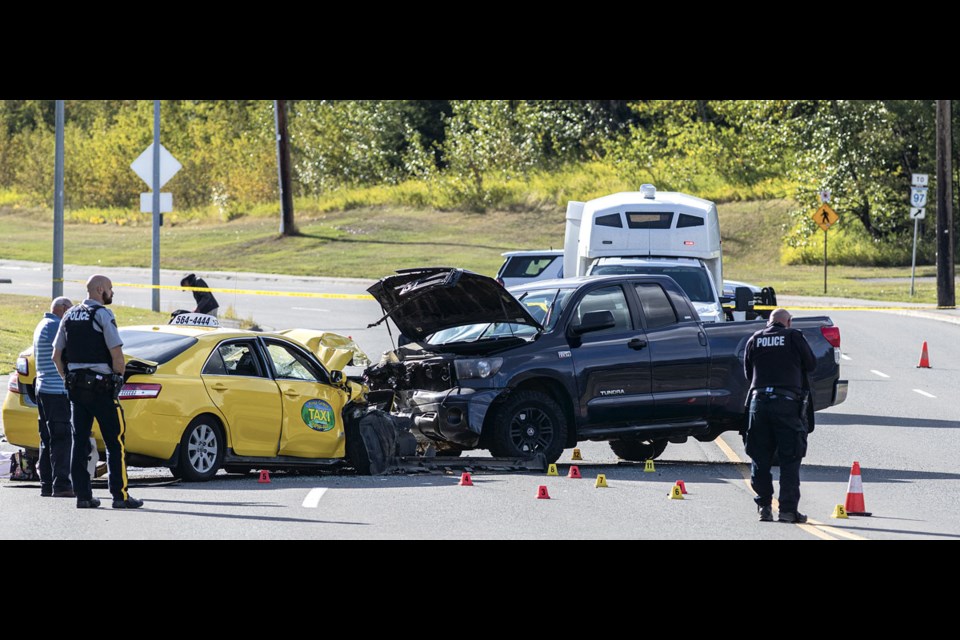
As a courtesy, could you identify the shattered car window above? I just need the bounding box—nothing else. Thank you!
[426,288,572,345]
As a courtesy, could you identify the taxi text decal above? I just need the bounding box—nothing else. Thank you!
[301,399,336,432]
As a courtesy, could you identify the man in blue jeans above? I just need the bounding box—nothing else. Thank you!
[33,296,75,498]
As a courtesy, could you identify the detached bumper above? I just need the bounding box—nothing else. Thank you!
[403,388,502,447]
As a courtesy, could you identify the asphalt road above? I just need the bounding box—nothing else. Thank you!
[3,261,960,539]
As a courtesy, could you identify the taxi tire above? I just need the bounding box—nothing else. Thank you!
[174,416,225,482]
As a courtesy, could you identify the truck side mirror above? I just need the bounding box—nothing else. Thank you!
[569,310,616,336]
[734,287,752,312]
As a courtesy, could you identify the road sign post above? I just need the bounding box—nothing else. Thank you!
[910,206,926,296]
[811,204,839,294]
[130,103,182,312]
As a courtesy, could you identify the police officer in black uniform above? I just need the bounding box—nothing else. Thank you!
[52,274,143,510]
[743,308,815,523]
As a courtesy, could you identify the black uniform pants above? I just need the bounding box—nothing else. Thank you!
[746,393,808,513]
[68,388,129,502]
[37,392,73,491]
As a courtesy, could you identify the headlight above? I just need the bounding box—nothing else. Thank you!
[454,357,503,380]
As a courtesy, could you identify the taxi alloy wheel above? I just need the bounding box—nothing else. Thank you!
[175,416,224,482]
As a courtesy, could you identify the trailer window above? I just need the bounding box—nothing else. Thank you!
[627,212,673,229]
[595,213,622,228]
[677,214,704,228]
[635,283,678,329]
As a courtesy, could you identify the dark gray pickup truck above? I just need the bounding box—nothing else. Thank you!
[364,268,847,464]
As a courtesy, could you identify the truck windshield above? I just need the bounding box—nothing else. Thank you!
[426,288,573,345]
[590,265,714,303]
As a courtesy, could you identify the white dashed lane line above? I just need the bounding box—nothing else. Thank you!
[870,370,890,378]
[302,488,328,508]
[913,389,937,398]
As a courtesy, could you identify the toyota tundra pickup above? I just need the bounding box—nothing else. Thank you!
[364,268,847,463]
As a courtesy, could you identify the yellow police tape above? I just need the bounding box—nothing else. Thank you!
[58,278,953,309]
[59,279,375,300]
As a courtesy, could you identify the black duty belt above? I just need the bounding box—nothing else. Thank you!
[756,387,800,401]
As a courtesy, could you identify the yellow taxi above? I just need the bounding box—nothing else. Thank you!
[3,320,376,481]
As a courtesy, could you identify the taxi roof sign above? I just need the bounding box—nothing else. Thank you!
[812,204,839,231]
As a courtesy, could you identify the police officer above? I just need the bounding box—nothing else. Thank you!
[180,273,219,317]
[52,274,143,510]
[33,296,75,498]
[743,308,815,523]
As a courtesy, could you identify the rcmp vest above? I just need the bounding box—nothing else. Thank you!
[62,303,113,366]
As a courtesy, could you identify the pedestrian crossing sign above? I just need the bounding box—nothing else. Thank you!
[812,204,839,231]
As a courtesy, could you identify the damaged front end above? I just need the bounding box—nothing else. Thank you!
[363,347,503,453]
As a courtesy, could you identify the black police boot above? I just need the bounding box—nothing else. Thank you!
[76,497,101,509]
[112,496,144,509]
[41,484,53,497]
[758,505,773,522]
[778,511,808,523]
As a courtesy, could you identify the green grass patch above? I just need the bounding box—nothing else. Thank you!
[0,294,170,371]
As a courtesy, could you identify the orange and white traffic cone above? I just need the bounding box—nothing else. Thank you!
[917,341,931,368]
[844,461,872,516]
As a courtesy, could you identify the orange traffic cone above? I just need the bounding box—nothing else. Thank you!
[917,341,931,368]
[844,461,872,516]
[458,472,473,486]
[567,465,582,479]
[258,469,271,484]
[536,485,551,499]
[675,480,688,495]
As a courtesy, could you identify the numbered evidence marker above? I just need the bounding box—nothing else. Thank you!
[911,207,926,220]
[669,484,684,500]
[911,187,929,208]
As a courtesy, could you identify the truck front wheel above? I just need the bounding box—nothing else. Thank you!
[489,391,567,464]
[609,438,668,462]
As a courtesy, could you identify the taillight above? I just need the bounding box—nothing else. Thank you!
[118,383,162,400]
[7,371,20,394]
[821,326,841,348]
[16,357,28,376]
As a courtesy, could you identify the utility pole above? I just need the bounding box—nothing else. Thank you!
[53,100,64,298]
[936,100,955,307]
[274,100,296,236]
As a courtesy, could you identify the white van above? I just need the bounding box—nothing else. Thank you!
[495,250,563,288]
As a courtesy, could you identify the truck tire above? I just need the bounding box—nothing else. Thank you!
[489,391,567,464]
[609,438,668,462]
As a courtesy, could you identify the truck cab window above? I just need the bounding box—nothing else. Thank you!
[635,283,678,329]
[574,286,631,334]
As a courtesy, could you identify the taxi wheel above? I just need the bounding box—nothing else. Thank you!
[175,416,225,482]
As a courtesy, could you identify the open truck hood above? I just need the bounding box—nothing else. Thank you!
[367,268,541,342]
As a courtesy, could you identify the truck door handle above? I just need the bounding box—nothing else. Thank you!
[628,338,648,350]
[698,331,707,346]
